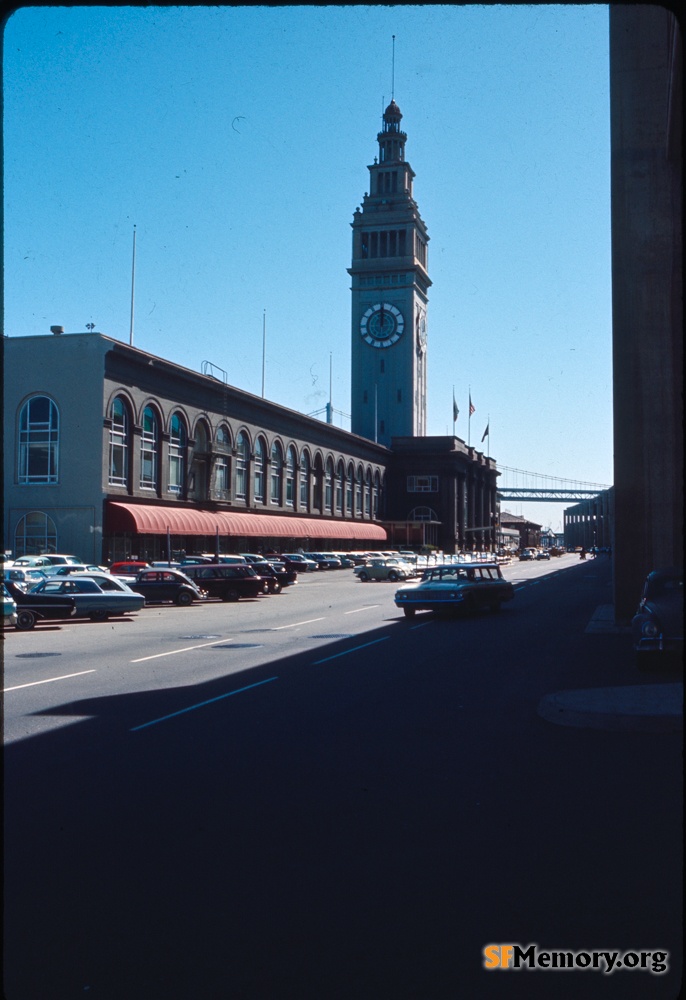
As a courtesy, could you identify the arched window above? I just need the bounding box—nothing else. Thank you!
[373,471,381,518]
[235,431,249,500]
[168,413,187,494]
[109,397,129,486]
[140,406,159,490]
[299,450,310,509]
[14,510,57,557]
[355,465,363,515]
[335,460,345,514]
[408,506,438,521]
[254,437,266,504]
[346,462,354,514]
[270,441,283,505]
[18,395,59,484]
[285,446,296,507]
[189,421,210,499]
[213,425,231,499]
[365,468,372,516]
[324,458,334,513]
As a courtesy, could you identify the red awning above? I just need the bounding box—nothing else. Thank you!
[106,502,387,542]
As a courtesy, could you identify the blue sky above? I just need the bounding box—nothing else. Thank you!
[3,5,612,532]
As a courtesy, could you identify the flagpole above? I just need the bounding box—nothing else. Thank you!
[468,387,472,447]
[129,225,136,346]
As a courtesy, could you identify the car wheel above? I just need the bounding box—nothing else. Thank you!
[222,588,240,602]
[15,609,36,631]
[176,590,193,606]
[358,571,369,582]
[403,607,416,618]
[271,581,282,594]
[388,571,399,582]
[89,609,109,621]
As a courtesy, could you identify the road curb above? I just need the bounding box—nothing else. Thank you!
[538,683,683,732]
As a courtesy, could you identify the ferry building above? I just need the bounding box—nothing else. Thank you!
[3,99,499,564]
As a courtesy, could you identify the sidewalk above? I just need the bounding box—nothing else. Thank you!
[538,600,683,732]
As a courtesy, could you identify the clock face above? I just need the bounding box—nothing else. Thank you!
[418,312,427,346]
[360,303,404,348]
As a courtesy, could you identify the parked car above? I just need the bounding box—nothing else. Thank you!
[10,555,56,569]
[281,553,317,573]
[125,569,206,606]
[1,566,49,590]
[2,583,18,626]
[4,579,77,630]
[536,549,551,560]
[240,555,295,591]
[631,568,683,669]
[302,552,342,570]
[45,564,108,576]
[329,552,355,568]
[181,563,266,601]
[519,549,537,561]
[394,562,515,618]
[18,554,82,567]
[109,560,151,576]
[354,558,411,583]
[29,576,145,620]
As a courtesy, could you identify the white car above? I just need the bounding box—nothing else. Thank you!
[29,575,145,620]
[354,558,411,582]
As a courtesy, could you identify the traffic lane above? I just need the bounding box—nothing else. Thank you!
[1,558,615,745]
[4,563,681,998]
[2,576,391,742]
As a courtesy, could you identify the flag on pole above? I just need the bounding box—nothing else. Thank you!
[469,394,475,416]
[452,393,459,422]
[481,423,489,442]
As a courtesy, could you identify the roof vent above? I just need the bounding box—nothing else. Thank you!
[50,326,64,335]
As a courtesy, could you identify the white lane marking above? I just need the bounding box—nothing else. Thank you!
[4,669,97,692]
[131,638,233,663]
[313,635,390,664]
[130,676,279,731]
[271,617,325,631]
[344,605,380,614]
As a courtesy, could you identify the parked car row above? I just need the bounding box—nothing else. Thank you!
[2,552,300,629]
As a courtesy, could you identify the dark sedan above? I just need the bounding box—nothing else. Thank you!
[126,569,206,606]
[240,555,296,590]
[181,563,266,601]
[4,579,77,630]
[631,567,683,669]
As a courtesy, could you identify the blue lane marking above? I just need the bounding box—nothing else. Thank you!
[312,636,390,665]
[130,676,279,731]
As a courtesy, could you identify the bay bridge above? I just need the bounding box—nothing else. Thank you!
[496,466,611,504]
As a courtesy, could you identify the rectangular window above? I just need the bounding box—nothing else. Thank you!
[407,475,438,493]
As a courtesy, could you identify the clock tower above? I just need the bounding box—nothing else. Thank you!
[349,99,430,446]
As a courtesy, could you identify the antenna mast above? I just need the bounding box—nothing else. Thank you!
[391,35,395,101]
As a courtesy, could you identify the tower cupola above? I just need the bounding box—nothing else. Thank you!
[378,100,407,163]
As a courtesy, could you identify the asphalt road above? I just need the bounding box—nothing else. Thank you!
[3,556,682,999]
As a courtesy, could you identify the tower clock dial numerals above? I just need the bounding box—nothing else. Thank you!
[360,303,404,348]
